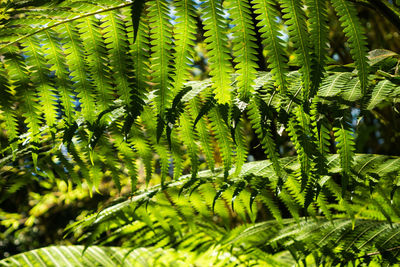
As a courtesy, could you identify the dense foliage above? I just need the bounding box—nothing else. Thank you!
[0,0,400,266]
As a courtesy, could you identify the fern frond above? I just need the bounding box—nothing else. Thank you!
[141,105,171,184]
[247,98,284,184]
[366,79,397,110]
[318,72,352,99]
[130,124,153,185]
[22,36,58,127]
[252,0,288,93]
[233,116,248,175]
[42,29,75,123]
[228,0,258,101]
[179,111,199,178]
[202,0,232,104]
[0,245,217,267]
[306,0,329,92]
[59,22,96,122]
[333,112,355,195]
[287,106,316,192]
[101,10,133,106]
[330,0,369,94]
[77,16,114,112]
[124,5,149,131]
[280,0,313,101]
[188,95,216,171]
[172,0,197,95]
[3,48,42,147]
[148,0,173,118]
[0,66,18,145]
[341,75,362,101]
[209,106,233,178]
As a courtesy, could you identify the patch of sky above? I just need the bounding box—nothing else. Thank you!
[333,53,340,62]
[351,107,360,127]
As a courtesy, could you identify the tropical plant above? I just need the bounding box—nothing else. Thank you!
[0,0,400,266]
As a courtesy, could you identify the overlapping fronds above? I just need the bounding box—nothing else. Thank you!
[62,153,400,264]
[0,245,253,267]
[0,0,399,265]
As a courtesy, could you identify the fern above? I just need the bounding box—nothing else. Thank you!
[252,0,288,93]
[148,0,173,118]
[333,112,356,195]
[60,22,96,123]
[228,0,258,101]
[42,29,75,123]
[366,79,397,110]
[22,36,58,128]
[306,0,329,93]
[330,0,369,94]
[77,16,114,112]
[247,97,284,184]
[101,11,133,107]
[172,0,197,95]
[201,0,232,104]
[280,0,313,101]
[0,65,18,146]
[209,105,234,179]
[0,1,399,265]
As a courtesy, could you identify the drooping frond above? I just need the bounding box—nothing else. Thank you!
[41,29,75,123]
[333,112,355,195]
[101,10,133,107]
[77,16,114,112]
[247,97,284,184]
[228,0,258,101]
[330,0,370,94]
[252,0,288,93]
[305,0,329,92]
[59,22,96,123]
[280,0,313,101]
[3,48,42,155]
[172,0,197,95]
[201,0,232,104]
[209,105,234,178]
[148,0,173,118]
[0,65,18,146]
[188,94,216,171]
[22,36,58,128]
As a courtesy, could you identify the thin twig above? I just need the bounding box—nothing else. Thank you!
[0,2,134,51]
